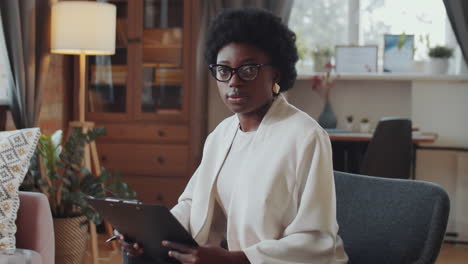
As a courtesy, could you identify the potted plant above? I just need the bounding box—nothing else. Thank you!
[345,115,354,131]
[410,34,431,73]
[22,128,136,264]
[428,45,454,74]
[360,118,371,133]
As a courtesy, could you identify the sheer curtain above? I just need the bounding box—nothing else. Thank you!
[443,0,468,65]
[0,0,51,128]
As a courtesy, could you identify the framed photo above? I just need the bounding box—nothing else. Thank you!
[335,45,378,73]
[383,34,414,72]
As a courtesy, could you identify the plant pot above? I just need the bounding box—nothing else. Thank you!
[54,216,89,264]
[429,58,449,74]
[360,123,371,133]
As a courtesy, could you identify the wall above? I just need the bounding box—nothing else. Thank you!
[208,78,413,132]
[289,79,412,129]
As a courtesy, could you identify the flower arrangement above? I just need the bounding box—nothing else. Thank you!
[312,47,333,72]
[21,128,136,224]
[311,62,338,100]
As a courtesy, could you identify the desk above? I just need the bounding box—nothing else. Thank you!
[328,132,437,143]
[328,131,438,177]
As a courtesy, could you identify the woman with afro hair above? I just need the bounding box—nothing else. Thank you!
[121,8,348,264]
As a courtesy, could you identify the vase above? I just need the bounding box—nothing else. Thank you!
[318,100,337,129]
[54,216,89,264]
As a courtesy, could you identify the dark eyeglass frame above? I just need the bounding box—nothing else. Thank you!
[208,63,272,82]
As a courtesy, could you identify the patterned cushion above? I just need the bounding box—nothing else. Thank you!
[0,128,40,254]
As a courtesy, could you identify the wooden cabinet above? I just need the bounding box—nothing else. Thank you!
[77,0,202,207]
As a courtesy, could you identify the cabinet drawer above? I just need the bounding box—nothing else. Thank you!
[123,176,188,208]
[97,123,188,142]
[98,143,189,177]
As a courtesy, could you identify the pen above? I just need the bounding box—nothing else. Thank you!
[105,235,119,243]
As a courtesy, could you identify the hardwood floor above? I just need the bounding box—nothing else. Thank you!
[82,235,468,264]
[82,234,122,264]
[437,244,468,264]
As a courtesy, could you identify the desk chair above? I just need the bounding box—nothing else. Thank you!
[360,117,412,179]
[334,171,449,264]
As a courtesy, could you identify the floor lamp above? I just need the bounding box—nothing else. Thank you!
[51,2,117,263]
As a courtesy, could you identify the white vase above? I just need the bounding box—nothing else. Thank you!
[429,58,449,74]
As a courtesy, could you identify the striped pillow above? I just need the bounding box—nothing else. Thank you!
[0,128,40,254]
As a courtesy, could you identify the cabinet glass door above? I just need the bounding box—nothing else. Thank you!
[138,0,187,119]
[86,0,131,119]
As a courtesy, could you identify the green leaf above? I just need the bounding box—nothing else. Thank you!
[397,33,406,50]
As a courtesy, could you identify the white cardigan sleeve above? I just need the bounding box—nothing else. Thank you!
[170,166,198,234]
[170,131,215,234]
[243,130,347,264]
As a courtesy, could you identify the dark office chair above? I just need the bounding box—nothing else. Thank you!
[360,117,412,179]
[334,171,450,264]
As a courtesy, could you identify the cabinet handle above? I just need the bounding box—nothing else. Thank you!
[101,156,107,162]
[157,156,165,164]
[157,129,166,137]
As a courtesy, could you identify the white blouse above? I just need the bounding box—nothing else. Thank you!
[208,128,256,248]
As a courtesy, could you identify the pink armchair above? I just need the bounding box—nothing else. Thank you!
[15,191,55,264]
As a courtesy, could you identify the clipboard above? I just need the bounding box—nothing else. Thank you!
[86,196,198,264]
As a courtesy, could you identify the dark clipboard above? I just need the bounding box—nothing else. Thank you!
[86,196,198,264]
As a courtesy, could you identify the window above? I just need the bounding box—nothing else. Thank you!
[289,0,349,74]
[289,0,464,75]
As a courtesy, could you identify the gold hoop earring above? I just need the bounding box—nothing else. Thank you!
[272,83,281,94]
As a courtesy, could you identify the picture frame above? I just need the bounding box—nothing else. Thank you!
[335,45,378,73]
[383,34,414,72]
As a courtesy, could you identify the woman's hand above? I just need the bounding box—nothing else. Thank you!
[162,240,250,264]
[113,230,144,257]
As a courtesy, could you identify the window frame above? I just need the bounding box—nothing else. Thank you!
[290,0,467,75]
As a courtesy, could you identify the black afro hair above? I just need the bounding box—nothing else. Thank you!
[204,8,299,92]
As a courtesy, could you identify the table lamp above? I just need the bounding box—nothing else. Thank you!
[50,2,116,263]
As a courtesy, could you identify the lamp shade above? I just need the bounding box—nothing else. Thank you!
[51,1,116,55]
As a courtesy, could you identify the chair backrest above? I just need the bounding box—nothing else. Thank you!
[334,171,450,264]
[360,117,412,179]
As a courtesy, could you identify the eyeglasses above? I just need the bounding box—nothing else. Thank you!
[208,63,272,82]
